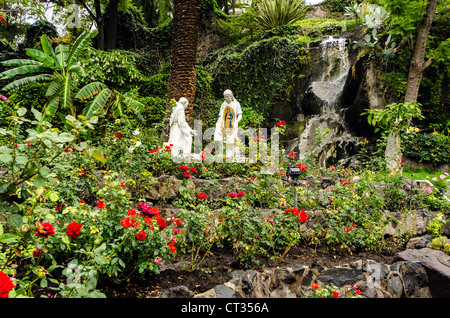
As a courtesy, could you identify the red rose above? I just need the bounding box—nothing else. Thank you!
[179,165,188,171]
[66,222,82,238]
[237,191,245,198]
[228,192,237,198]
[35,222,55,237]
[156,216,166,230]
[136,230,146,240]
[0,271,15,298]
[197,192,207,200]
[121,218,132,228]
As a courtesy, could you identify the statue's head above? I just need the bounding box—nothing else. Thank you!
[178,97,189,108]
[223,89,234,103]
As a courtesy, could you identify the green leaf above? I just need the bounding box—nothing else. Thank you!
[93,243,106,255]
[91,151,107,164]
[8,214,23,228]
[0,154,13,164]
[94,255,108,265]
[0,233,18,244]
[33,175,46,187]
[17,107,27,117]
[15,156,28,165]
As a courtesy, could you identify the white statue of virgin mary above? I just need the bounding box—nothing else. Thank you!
[167,97,197,159]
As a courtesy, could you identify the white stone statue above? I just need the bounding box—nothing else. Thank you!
[167,97,197,160]
[214,89,242,160]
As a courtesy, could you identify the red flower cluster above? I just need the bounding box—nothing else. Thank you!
[294,163,309,171]
[35,222,55,238]
[150,146,161,154]
[264,217,274,225]
[0,16,6,24]
[116,133,123,139]
[197,192,207,200]
[66,222,82,238]
[138,202,159,217]
[285,208,308,223]
[340,179,352,185]
[289,152,297,158]
[179,165,197,178]
[96,198,106,209]
[0,271,15,298]
[229,191,245,198]
[276,120,286,127]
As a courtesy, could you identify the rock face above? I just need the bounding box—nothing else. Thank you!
[398,248,450,298]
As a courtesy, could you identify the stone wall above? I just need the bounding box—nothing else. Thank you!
[161,245,450,298]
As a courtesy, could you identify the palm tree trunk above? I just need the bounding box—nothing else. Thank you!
[164,0,201,136]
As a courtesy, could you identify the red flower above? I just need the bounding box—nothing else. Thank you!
[156,216,166,230]
[66,222,82,238]
[173,229,180,234]
[332,291,339,298]
[355,289,362,295]
[189,167,197,173]
[237,191,245,198]
[299,210,308,223]
[116,133,123,139]
[0,16,7,24]
[183,171,191,178]
[276,120,286,127]
[120,184,125,188]
[179,165,188,171]
[229,192,237,198]
[136,230,146,240]
[289,152,296,158]
[77,199,85,204]
[33,249,44,258]
[345,227,351,234]
[35,222,55,237]
[121,218,132,228]
[264,217,273,225]
[96,198,106,209]
[311,283,320,290]
[167,217,181,226]
[0,271,15,298]
[197,192,207,200]
[168,243,176,253]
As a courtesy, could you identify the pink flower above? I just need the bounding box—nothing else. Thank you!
[154,257,162,263]
[183,171,191,178]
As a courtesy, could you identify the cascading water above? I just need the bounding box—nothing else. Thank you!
[298,36,359,166]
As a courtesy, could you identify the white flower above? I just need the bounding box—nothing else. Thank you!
[133,129,140,135]
[128,147,135,153]
[135,141,142,147]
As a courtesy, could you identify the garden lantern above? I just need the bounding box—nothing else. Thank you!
[286,165,302,208]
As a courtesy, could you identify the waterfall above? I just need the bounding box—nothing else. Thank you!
[298,36,358,166]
